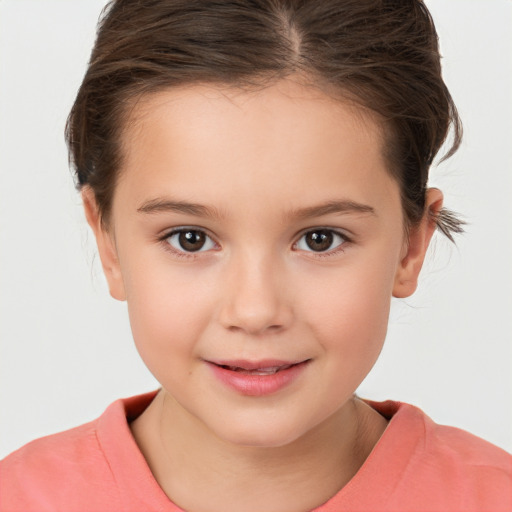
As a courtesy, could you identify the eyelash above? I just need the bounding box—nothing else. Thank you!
[159,227,351,260]
[294,229,351,258]
[159,227,219,260]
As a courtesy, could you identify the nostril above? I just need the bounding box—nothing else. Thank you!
[226,323,283,334]
[216,274,293,334]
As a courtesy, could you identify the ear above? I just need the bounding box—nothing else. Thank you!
[82,187,126,301]
[393,188,443,298]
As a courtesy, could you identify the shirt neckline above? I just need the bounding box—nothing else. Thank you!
[97,392,425,511]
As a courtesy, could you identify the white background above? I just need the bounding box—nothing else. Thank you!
[1,0,511,458]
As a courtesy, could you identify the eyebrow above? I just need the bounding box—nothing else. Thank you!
[137,197,375,219]
[289,200,376,220]
[137,198,224,219]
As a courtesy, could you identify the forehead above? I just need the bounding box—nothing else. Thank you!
[122,78,385,162]
[114,79,398,218]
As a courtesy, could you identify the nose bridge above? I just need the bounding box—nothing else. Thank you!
[218,246,292,335]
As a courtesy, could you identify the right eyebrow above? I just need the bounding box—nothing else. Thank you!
[136,198,225,219]
[287,199,376,221]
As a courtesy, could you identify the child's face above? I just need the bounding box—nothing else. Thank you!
[87,79,434,447]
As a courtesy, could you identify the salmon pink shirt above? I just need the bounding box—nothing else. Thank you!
[1,391,511,511]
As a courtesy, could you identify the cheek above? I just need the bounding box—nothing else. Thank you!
[300,252,398,365]
[122,259,215,370]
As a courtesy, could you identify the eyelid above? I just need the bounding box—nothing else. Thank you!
[293,227,352,256]
[159,226,219,257]
[159,225,217,240]
[157,225,352,259]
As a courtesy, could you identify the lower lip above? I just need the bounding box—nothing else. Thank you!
[207,361,310,396]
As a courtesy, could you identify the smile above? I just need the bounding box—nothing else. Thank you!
[219,364,294,375]
[206,359,311,396]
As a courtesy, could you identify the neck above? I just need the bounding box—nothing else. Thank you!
[131,391,387,512]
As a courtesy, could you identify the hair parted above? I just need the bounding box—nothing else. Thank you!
[66,0,464,240]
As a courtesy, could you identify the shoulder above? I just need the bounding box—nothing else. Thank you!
[403,402,512,472]
[381,401,512,510]
[368,399,511,467]
[422,409,512,495]
[0,417,121,512]
[0,392,159,512]
[428,416,511,468]
[0,395,147,512]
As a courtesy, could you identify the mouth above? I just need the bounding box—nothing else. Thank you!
[209,359,310,374]
[205,359,311,396]
[216,363,296,376]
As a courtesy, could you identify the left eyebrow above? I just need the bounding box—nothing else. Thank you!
[137,198,224,219]
[288,200,376,220]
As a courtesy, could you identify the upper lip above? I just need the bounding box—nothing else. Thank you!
[206,359,310,370]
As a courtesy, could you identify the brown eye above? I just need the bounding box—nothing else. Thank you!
[179,230,205,251]
[166,229,215,253]
[296,229,346,253]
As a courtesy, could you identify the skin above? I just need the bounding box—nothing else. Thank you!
[83,78,442,512]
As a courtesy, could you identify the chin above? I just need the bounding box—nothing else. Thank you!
[208,412,319,449]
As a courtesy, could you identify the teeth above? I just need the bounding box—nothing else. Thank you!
[227,364,293,375]
[250,367,280,375]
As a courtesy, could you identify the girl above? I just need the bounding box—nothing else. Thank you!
[1,1,511,511]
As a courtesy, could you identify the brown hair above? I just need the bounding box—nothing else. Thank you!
[66,0,463,239]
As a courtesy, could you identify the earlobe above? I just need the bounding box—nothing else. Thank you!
[81,187,126,301]
[393,188,444,298]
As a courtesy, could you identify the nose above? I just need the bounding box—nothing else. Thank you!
[217,251,293,335]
